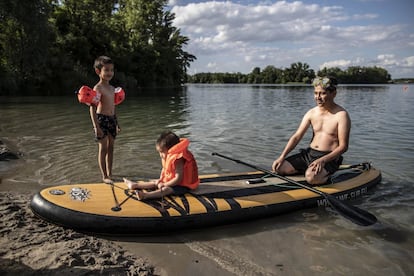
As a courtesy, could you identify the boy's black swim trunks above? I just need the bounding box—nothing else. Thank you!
[96,114,118,140]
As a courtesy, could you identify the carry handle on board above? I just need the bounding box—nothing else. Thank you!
[212,152,378,226]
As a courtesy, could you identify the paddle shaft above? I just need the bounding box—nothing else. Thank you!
[212,152,325,196]
[212,152,378,226]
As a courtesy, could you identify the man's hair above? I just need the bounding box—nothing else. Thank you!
[326,76,338,92]
[94,56,113,70]
[312,76,338,92]
[156,131,180,150]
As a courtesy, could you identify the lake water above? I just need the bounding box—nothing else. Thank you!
[1,84,413,275]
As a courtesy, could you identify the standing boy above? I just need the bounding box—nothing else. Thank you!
[272,76,351,185]
[90,56,120,184]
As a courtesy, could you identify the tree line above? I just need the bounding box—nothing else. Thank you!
[0,0,195,96]
[187,62,392,84]
[0,0,393,96]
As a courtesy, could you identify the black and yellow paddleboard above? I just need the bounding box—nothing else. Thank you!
[30,164,381,234]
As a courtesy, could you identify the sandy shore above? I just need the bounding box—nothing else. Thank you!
[0,192,155,275]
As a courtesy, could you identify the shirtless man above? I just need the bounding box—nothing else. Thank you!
[272,76,351,185]
[89,56,120,184]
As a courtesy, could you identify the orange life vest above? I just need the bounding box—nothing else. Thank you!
[159,138,199,190]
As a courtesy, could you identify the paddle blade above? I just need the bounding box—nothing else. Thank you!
[326,195,377,226]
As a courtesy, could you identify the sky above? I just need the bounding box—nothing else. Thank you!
[167,0,414,79]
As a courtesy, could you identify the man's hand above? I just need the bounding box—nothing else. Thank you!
[309,158,325,174]
[272,157,284,172]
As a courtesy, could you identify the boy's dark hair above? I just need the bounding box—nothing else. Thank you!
[156,131,180,150]
[94,56,113,70]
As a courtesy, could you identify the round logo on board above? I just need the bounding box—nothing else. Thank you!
[49,189,65,195]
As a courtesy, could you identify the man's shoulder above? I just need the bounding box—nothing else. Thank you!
[307,106,319,115]
[334,104,349,115]
[318,104,349,114]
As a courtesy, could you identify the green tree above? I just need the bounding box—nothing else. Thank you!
[187,65,391,84]
[0,0,53,94]
[49,0,118,92]
[248,67,262,83]
[285,62,314,83]
[317,66,390,83]
[317,67,345,81]
[261,65,284,83]
[0,0,195,95]
[117,0,195,89]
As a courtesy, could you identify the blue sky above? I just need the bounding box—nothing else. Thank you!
[167,0,414,78]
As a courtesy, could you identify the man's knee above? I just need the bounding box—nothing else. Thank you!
[277,161,296,175]
[305,169,328,185]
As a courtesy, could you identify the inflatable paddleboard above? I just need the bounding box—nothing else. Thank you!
[30,164,381,234]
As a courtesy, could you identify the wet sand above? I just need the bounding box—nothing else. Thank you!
[0,192,155,275]
[0,139,157,274]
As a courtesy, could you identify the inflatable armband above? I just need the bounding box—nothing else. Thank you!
[114,87,125,105]
[77,86,101,106]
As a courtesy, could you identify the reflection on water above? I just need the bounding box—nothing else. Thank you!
[1,84,413,275]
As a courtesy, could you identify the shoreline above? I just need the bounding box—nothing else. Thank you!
[0,139,156,275]
[0,139,20,161]
[0,139,23,188]
[0,191,155,275]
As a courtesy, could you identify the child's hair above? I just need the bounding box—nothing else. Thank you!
[156,131,180,150]
[94,56,113,70]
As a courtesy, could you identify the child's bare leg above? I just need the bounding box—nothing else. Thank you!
[135,190,144,200]
[98,138,112,183]
[123,179,158,190]
[106,136,115,179]
[136,187,173,200]
[123,178,139,190]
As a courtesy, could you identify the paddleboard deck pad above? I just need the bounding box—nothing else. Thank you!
[30,163,381,234]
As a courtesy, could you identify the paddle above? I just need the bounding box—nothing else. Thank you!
[109,182,122,211]
[212,152,377,226]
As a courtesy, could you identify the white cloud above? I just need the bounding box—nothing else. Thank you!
[172,1,329,48]
[352,13,378,20]
[377,54,398,66]
[402,56,414,67]
[319,59,353,69]
[170,1,414,78]
[207,62,218,70]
